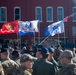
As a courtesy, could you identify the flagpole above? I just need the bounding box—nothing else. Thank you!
[64,25,66,44]
[34,32,36,46]
[17,32,19,47]
[38,21,40,44]
[58,33,60,45]
[39,35,50,45]
[19,36,21,50]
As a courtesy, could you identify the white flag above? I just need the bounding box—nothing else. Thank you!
[18,20,39,36]
[44,20,64,36]
[30,20,39,32]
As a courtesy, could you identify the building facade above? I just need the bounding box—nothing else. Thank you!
[0,0,76,47]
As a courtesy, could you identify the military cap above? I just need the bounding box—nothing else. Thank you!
[12,51,19,55]
[36,45,44,52]
[48,47,54,53]
[37,45,43,49]
[59,50,73,59]
[0,48,8,53]
[20,54,36,63]
[40,47,49,54]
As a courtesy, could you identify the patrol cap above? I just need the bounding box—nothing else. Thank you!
[12,50,20,57]
[0,48,8,53]
[36,45,43,51]
[48,47,54,53]
[37,45,43,48]
[20,54,36,63]
[40,47,49,54]
[59,50,73,59]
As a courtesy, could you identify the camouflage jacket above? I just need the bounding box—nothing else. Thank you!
[17,66,32,75]
[56,63,76,75]
[0,61,4,75]
[1,58,19,75]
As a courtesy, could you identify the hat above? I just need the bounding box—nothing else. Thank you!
[20,54,35,63]
[48,48,54,53]
[37,45,43,48]
[59,50,73,59]
[36,45,43,51]
[36,45,43,49]
[0,48,8,53]
[12,51,20,56]
[40,47,49,54]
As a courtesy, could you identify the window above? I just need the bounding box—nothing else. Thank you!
[72,7,76,22]
[57,7,64,21]
[35,7,42,22]
[72,26,76,36]
[46,7,53,22]
[14,7,21,20]
[0,7,7,22]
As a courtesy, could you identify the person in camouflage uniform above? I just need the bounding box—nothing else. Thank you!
[56,50,76,75]
[17,54,34,75]
[0,61,4,75]
[0,48,19,75]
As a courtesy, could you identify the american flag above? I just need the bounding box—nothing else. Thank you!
[63,13,76,22]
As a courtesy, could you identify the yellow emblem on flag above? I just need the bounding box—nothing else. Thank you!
[6,23,13,31]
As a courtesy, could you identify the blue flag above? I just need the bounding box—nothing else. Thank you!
[44,20,64,36]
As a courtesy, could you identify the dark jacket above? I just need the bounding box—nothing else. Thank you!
[50,57,58,71]
[56,63,76,75]
[32,58,55,75]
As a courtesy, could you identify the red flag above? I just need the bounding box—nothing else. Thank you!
[0,20,18,34]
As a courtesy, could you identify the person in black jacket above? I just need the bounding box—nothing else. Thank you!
[32,47,56,75]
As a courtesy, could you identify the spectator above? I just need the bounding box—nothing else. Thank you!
[18,54,34,75]
[29,46,35,56]
[12,50,21,65]
[48,47,58,71]
[56,50,76,75]
[21,46,29,54]
[54,45,63,61]
[35,45,43,59]
[9,48,14,59]
[32,47,56,75]
[0,48,19,75]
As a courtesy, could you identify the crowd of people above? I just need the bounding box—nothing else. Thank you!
[0,43,76,75]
